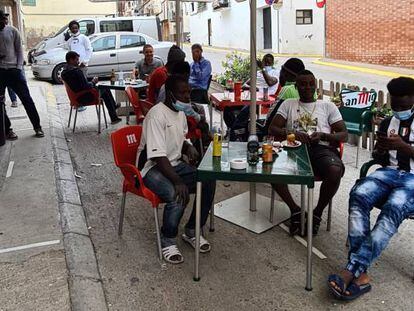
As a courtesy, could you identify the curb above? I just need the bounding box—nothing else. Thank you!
[313,59,414,79]
[0,140,12,192]
[46,86,108,311]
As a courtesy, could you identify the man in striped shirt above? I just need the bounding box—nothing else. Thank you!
[328,77,414,300]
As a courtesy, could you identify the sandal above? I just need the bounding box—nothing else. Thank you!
[288,211,302,236]
[342,282,372,301]
[327,274,347,299]
[182,234,211,253]
[162,245,184,264]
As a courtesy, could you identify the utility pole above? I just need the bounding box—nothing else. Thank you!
[175,0,181,48]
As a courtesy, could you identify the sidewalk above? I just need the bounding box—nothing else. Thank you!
[0,81,70,310]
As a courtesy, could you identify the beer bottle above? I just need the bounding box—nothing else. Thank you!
[110,69,116,85]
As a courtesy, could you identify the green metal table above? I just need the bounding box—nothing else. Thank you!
[194,142,315,290]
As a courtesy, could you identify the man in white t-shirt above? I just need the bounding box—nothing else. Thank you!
[269,70,348,236]
[137,75,216,264]
[67,20,93,75]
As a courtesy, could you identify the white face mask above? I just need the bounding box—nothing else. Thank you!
[71,31,80,37]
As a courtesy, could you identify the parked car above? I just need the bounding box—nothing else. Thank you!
[31,32,173,84]
[28,16,162,64]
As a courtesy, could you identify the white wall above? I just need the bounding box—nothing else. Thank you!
[188,0,324,55]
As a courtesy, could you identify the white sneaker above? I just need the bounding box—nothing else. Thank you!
[11,101,18,108]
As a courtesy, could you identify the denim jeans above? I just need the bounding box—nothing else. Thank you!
[7,87,17,102]
[346,167,414,277]
[143,162,216,247]
[0,68,41,132]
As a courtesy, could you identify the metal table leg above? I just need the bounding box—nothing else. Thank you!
[220,110,224,132]
[194,181,202,281]
[306,186,314,291]
[249,183,256,212]
[300,185,306,236]
[209,102,213,130]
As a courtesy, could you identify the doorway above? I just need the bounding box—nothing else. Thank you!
[208,19,212,46]
[263,7,272,49]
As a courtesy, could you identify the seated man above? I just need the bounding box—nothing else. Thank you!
[147,45,185,104]
[137,75,216,264]
[61,51,121,124]
[328,77,414,301]
[269,70,348,236]
[189,44,212,104]
[134,44,163,81]
[245,53,279,95]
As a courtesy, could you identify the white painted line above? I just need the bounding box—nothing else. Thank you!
[0,240,61,255]
[6,161,14,178]
[279,224,327,260]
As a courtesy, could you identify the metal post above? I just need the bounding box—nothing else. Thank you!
[194,181,202,281]
[300,185,306,236]
[0,96,5,146]
[175,0,182,48]
[306,187,314,291]
[249,183,257,212]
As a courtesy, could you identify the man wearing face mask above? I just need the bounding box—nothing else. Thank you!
[328,77,414,301]
[137,75,216,264]
[66,20,92,76]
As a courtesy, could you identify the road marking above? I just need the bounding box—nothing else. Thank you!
[0,240,61,255]
[313,59,414,79]
[279,224,327,260]
[6,161,14,178]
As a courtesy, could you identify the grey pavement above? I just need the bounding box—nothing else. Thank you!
[0,79,70,310]
[48,67,414,310]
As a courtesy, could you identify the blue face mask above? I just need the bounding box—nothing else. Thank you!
[393,108,414,121]
[172,100,189,112]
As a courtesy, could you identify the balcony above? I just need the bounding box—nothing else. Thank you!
[212,0,229,11]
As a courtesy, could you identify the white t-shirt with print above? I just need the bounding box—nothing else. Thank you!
[137,102,188,177]
[67,34,93,65]
[277,99,343,136]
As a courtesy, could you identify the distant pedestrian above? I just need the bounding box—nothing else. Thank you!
[0,9,44,140]
[134,44,163,82]
[66,20,92,77]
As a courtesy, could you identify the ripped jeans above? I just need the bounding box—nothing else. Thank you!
[346,167,414,277]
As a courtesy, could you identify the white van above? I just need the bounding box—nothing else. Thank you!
[29,16,161,63]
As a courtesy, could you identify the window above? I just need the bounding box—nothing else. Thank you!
[99,20,133,32]
[198,3,207,12]
[296,10,313,25]
[120,35,146,49]
[91,35,116,52]
[22,0,36,6]
[79,20,95,36]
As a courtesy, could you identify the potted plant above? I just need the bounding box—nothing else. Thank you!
[216,52,251,89]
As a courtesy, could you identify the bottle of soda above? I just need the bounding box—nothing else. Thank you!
[247,134,259,165]
[110,69,116,85]
[212,127,222,157]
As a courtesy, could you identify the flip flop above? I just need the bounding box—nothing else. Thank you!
[341,282,372,301]
[327,274,347,299]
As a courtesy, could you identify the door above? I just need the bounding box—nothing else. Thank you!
[263,7,272,50]
[117,34,146,73]
[88,34,118,77]
[207,19,212,46]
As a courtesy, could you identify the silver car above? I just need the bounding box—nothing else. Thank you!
[31,32,173,84]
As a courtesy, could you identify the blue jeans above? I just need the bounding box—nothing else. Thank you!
[143,162,216,247]
[7,87,17,102]
[346,167,414,277]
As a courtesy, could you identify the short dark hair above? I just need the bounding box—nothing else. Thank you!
[263,53,274,62]
[283,58,305,75]
[66,51,79,63]
[68,20,80,29]
[171,61,190,76]
[165,74,188,94]
[387,77,414,97]
[191,43,203,51]
[143,44,153,51]
[297,69,315,78]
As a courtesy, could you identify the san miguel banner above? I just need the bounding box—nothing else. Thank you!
[316,0,326,8]
[340,89,377,109]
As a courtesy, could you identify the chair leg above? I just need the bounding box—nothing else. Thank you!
[98,103,101,134]
[102,102,108,128]
[269,189,275,223]
[118,192,126,236]
[356,136,361,168]
[209,204,215,232]
[68,107,73,128]
[369,132,374,152]
[72,108,78,133]
[326,199,332,232]
[153,207,163,261]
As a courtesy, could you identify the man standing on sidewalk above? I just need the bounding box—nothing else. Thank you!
[0,10,44,140]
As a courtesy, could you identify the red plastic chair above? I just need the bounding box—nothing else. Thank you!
[139,98,154,116]
[111,125,162,260]
[125,86,145,124]
[186,116,204,156]
[63,81,108,133]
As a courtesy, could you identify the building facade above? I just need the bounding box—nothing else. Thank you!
[187,0,325,55]
[326,0,414,69]
[21,0,116,48]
